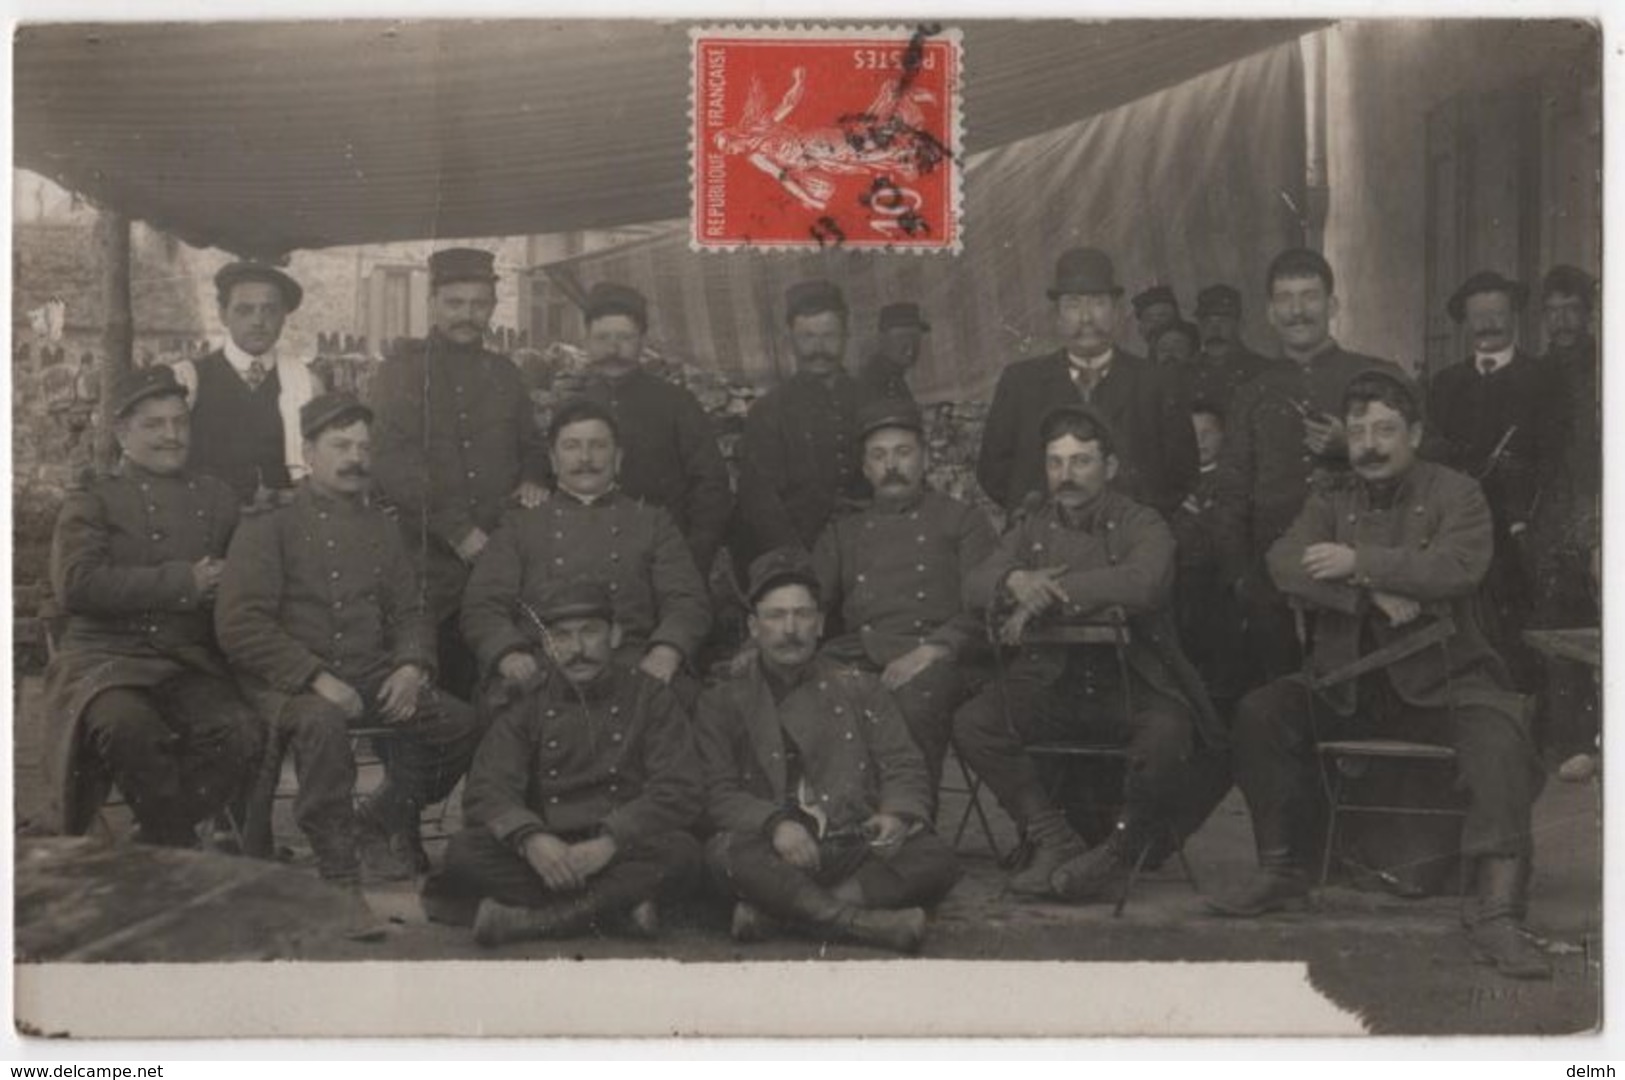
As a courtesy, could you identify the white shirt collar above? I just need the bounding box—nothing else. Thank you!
[223,337,278,375]
[1066,347,1115,376]
[1474,345,1516,374]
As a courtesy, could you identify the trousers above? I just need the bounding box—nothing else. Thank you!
[706,828,961,915]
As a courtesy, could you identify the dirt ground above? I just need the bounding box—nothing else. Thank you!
[12,673,1602,1037]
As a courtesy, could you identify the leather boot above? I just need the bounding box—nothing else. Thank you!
[1466,856,1552,981]
[356,799,423,882]
[337,886,389,944]
[1007,808,1088,897]
[1205,847,1311,917]
[625,899,660,940]
[1051,818,1150,904]
[722,841,928,953]
[730,901,781,943]
[473,894,608,948]
[833,907,928,954]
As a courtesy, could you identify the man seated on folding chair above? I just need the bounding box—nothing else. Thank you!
[954,404,1224,902]
[1206,368,1549,981]
[420,580,704,947]
[217,394,484,919]
[41,365,260,847]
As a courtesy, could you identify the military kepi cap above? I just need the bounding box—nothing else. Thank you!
[1131,284,1178,315]
[300,392,373,440]
[878,302,931,333]
[785,279,848,321]
[429,248,499,289]
[746,547,821,607]
[112,364,188,418]
[583,282,649,330]
[1047,248,1124,300]
[856,398,925,444]
[1542,265,1596,303]
[215,262,303,313]
[1446,270,1528,323]
[533,579,615,625]
[1195,284,1242,318]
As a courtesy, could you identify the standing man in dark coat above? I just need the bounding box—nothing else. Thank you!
[1131,284,1182,352]
[1213,248,1401,680]
[41,366,260,844]
[1207,369,1549,982]
[172,263,326,507]
[976,249,1198,518]
[565,282,733,578]
[217,394,484,893]
[855,302,931,406]
[810,399,998,801]
[460,398,712,701]
[736,280,866,566]
[368,248,550,700]
[1423,271,1564,691]
[696,549,961,954]
[956,406,1223,902]
[422,581,703,947]
[1168,284,1274,412]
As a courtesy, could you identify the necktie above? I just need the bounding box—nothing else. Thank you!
[245,360,268,390]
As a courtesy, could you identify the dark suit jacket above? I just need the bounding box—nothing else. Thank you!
[976,349,1197,517]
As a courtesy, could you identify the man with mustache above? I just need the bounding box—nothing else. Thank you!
[461,398,711,702]
[955,406,1223,901]
[736,280,867,566]
[1208,369,1549,982]
[171,263,326,507]
[1131,284,1182,352]
[1422,271,1565,693]
[218,394,483,905]
[810,399,997,802]
[977,249,1198,518]
[855,301,932,406]
[1166,284,1274,413]
[41,366,261,847]
[421,580,703,947]
[1213,248,1401,681]
[369,248,550,701]
[562,282,733,578]
[696,548,960,953]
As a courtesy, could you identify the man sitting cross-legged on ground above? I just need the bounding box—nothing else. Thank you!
[1206,368,1549,982]
[954,404,1224,902]
[695,548,962,954]
[421,580,704,947]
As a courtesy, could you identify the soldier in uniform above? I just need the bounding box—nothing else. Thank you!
[1213,248,1402,680]
[170,263,326,508]
[368,248,550,699]
[565,282,733,578]
[421,580,704,947]
[460,398,712,702]
[810,398,997,801]
[1207,369,1550,982]
[41,366,260,845]
[955,405,1223,901]
[217,394,484,892]
[854,302,931,406]
[696,549,961,954]
[1150,320,1200,367]
[1169,284,1274,412]
[735,280,866,566]
[977,248,1198,519]
[1130,284,1182,351]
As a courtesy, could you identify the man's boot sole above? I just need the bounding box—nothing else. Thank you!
[1204,892,1315,918]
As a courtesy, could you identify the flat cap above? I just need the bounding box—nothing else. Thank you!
[300,392,373,440]
[215,262,303,313]
[1542,265,1596,303]
[746,547,822,607]
[429,248,499,289]
[1447,270,1528,323]
[1048,248,1124,300]
[584,282,649,330]
[1131,284,1179,314]
[856,398,925,444]
[1195,284,1242,318]
[112,364,188,418]
[785,279,848,322]
[878,302,931,333]
[532,579,615,625]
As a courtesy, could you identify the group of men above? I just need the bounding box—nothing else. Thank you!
[41,239,1598,976]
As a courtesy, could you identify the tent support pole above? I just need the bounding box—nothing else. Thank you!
[1301,31,1329,250]
[94,209,133,471]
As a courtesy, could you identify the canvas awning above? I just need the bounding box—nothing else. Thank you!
[15,19,1318,257]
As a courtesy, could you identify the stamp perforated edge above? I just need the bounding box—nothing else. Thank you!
[687,23,965,256]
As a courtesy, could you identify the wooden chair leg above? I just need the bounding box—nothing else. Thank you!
[1318,770,1343,887]
[1114,839,1154,918]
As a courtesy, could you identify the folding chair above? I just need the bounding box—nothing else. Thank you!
[940,745,1004,859]
[989,608,1201,915]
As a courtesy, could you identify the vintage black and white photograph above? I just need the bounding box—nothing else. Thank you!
[8,15,1604,1040]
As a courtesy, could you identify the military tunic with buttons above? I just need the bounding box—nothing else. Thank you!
[459,491,713,677]
[41,463,252,834]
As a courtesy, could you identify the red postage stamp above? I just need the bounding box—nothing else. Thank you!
[690,25,964,253]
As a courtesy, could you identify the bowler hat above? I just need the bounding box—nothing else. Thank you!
[1130,284,1178,315]
[112,364,188,418]
[746,547,822,608]
[878,302,931,333]
[214,262,303,313]
[856,398,925,444]
[584,282,649,331]
[300,392,373,440]
[1542,265,1596,304]
[1446,270,1528,324]
[429,248,499,289]
[532,579,615,625]
[785,279,848,322]
[1195,284,1242,318]
[1047,248,1124,300]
